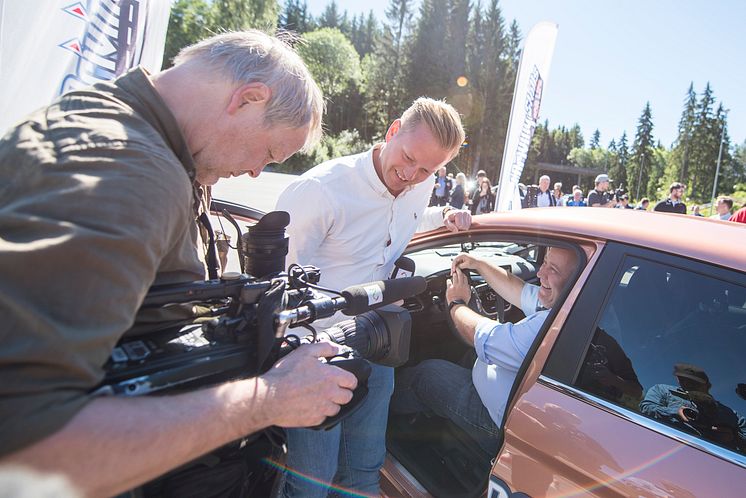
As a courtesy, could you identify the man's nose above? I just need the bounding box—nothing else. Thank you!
[403,164,417,181]
[248,164,267,178]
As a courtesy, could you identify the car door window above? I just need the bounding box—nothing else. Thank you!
[574,256,746,455]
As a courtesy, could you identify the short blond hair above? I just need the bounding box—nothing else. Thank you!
[174,30,324,151]
[400,98,465,154]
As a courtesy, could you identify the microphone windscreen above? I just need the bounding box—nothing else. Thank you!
[341,276,426,316]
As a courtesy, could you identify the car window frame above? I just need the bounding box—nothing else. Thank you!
[542,240,746,468]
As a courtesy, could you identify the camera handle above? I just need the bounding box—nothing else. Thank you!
[311,354,372,431]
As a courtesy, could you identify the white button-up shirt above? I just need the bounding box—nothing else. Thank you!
[275,148,446,322]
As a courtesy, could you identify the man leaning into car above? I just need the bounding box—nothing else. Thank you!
[391,247,578,453]
[0,30,358,497]
[276,97,472,498]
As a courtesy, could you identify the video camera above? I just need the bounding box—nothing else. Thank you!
[94,210,424,429]
[669,388,721,432]
[613,184,628,202]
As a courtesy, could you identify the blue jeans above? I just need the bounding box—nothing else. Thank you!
[391,359,500,455]
[282,363,394,498]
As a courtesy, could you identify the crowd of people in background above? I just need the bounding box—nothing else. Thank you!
[430,168,746,225]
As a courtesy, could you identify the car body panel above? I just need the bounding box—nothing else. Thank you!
[496,381,746,497]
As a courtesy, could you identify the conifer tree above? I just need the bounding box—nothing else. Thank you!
[590,129,600,149]
[319,0,340,28]
[629,103,655,199]
[671,82,697,184]
[407,0,451,100]
[360,0,412,138]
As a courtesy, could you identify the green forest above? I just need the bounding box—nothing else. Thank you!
[164,0,746,205]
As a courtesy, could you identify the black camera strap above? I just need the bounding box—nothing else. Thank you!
[198,212,220,280]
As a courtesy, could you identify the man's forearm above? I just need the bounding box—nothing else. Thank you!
[4,378,272,497]
[451,305,484,347]
[3,341,355,497]
[473,260,524,307]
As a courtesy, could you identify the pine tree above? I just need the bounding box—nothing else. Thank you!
[445,0,470,91]
[505,20,521,66]
[629,103,655,199]
[407,0,451,100]
[671,82,698,185]
[590,129,600,149]
[319,0,340,28]
[469,0,507,180]
[360,0,412,138]
[279,0,301,32]
[338,10,352,36]
[358,11,379,58]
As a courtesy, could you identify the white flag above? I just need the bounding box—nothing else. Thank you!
[494,22,559,212]
[0,0,172,133]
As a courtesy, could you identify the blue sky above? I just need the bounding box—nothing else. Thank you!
[303,0,745,149]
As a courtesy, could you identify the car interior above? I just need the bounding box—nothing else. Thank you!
[385,235,581,498]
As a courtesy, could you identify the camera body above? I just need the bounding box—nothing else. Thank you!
[98,210,417,496]
[614,185,628,202]
[96,210,413,397]
[669,388,718,427]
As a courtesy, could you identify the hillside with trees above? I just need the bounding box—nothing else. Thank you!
[163,0,745,205]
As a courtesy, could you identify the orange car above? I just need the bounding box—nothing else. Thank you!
[124,198,745,497]
[378,207,746,497]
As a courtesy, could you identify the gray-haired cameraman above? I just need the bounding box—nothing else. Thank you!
[0,31,355,497]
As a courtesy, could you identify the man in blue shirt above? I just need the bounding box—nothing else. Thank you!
[391,246,578,453]
[566,188,587,207]
[431,165,452,206]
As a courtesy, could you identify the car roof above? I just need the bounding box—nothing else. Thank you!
[469,208,746,272]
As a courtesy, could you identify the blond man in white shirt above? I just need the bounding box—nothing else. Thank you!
[276,98,471,497]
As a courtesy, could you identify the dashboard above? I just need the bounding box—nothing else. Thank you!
[403,242,539,318]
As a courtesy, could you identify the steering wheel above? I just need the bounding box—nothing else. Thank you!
[427,268,505,342]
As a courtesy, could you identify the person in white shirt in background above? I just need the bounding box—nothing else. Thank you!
[536,174,555,207]
[553,182,565,206]
[275,97,472,498]
[710,196,734,220]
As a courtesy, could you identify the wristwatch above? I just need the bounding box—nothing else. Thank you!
[448,299,467,312]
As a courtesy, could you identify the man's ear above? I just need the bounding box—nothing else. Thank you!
[385,119,402,142]
[226,82,272,114]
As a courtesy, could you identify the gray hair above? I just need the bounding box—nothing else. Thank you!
[174,30,324,150]
[455,172,466,185]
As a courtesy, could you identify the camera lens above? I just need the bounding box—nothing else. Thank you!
[242,211,290,278]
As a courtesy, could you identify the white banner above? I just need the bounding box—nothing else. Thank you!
[494,22,559,212]
[0,0,172,134]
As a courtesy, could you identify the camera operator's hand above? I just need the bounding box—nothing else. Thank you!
[678,406,694,423]
[257,342,357,428]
